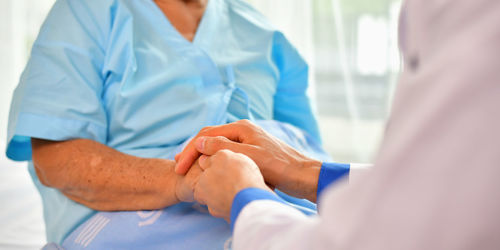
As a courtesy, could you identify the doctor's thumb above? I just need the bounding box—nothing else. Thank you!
[197,136,242,156]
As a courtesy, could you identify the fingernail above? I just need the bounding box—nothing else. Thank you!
[196,137,205,151]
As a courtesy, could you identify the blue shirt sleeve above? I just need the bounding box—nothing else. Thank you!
[6,0,111,161]
[317,162,350,199]
[271,32,322,144]
[230,188,287,230]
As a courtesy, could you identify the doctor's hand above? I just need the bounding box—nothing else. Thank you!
[175,120,322,202]
[194,149,270,221]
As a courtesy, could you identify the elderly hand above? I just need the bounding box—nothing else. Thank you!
[175,120,322,202]
[175,159,204,203]
[194,150,270,221]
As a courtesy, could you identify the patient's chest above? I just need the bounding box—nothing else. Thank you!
[99,2,278,152]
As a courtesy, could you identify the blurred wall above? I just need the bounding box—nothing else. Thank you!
[0,0,55,143]
[0,0,26,142]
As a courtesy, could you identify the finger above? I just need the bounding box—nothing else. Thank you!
[207,207,222,219]
[175,137,205,175]
[200,136,252,156]
[175,123,252,174]
[175,147,202,175]
[197,155,211,170]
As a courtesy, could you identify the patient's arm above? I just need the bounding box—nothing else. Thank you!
[31,138,196,211]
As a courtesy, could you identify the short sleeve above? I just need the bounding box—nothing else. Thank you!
[6,0,109,161]
[271,32,322,144]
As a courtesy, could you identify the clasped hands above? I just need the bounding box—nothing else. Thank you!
[173,120,322,222]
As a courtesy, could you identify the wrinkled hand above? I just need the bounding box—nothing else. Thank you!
[194,150,270,221]
[175,120,321,201]
[175,159,203,203]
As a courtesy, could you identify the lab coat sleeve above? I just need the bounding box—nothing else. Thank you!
[233,1,500,249]
[233,198,327,250]
[230,163,360,250]
[6,0,110,161]
[231,188,323,250]
[316,163,373,199]
[271,32,322,144]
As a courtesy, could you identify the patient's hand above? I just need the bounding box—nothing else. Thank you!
[175,159,203,203]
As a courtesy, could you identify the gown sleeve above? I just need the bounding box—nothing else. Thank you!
[271,32,322,144]
[6,0,109,161]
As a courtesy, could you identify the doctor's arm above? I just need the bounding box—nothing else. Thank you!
[31,138,201,211]
[194,1,500,249]
[193,150,340,250]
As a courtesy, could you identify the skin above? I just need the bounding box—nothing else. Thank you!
[154,0,208,42]
[176,120,323,204]
[31,138,203,210]
[31,0,208,211]
[195,150,271,222]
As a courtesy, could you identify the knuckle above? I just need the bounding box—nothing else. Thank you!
[239,119,253,127]
[236,119,256,133]
[215,135,228,141]
[218,149,233,155]
[206,137,219,149]
[213,149,231,160]
[234,152,247,159]
[205,136,220,148]
[237,119,253,129]
[213,136,229,145]
[200,126,214,133]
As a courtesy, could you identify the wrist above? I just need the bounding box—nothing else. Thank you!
[156,159,181,204]
[278,158,322,202]
[173,174,183,203]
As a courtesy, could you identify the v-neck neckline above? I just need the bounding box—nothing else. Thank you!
[150,0,214,46]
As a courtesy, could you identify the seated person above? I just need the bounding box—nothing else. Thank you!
[6,0,322,246]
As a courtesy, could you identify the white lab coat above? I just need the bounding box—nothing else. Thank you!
[233,0,500,249]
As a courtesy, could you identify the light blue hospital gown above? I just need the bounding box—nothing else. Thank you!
[6,0,322,246]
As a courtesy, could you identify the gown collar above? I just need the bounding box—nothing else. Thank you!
[148,0,220,47]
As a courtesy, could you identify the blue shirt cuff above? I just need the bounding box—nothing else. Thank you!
[317,162,350,199]
[230,188,286,230]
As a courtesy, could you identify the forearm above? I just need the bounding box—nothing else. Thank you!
[279,161,356,203]
[277,159,322,203]
[31,138,180,211]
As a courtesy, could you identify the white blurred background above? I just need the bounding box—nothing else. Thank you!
[0,0,401,248]
[1,1,56,249]
[248,0,402,163]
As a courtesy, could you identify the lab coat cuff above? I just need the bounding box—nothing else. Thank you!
[317,162,350,199]
[230,188,286,231]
